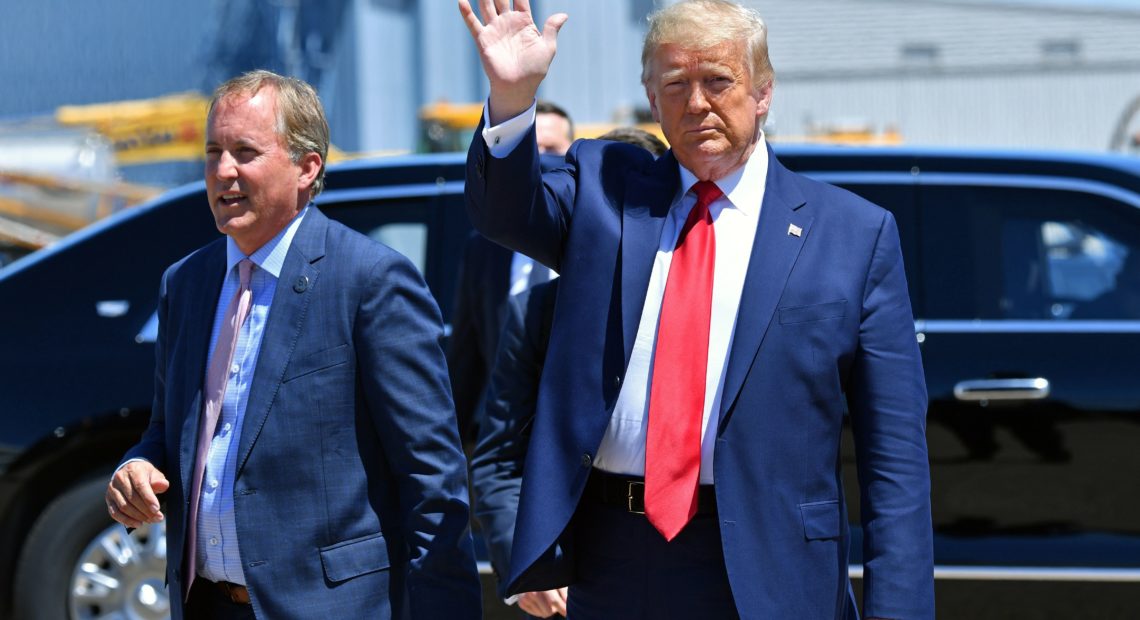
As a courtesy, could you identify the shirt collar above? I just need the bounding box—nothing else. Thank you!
[676,133,768,216]
[224,205,310,279]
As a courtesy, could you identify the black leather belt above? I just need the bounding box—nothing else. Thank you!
[206,579,250,604]
[585,470,717,516]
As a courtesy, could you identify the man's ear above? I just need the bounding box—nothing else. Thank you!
[646,85,661,123]
[297,152,322,192]
[755,80,774,118]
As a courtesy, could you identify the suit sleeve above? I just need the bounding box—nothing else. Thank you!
[121,265,173,470]
[355,252,482,618]
[468,285,550,597]
[464,116,575,271]
[846,211,935,619]
[446,237,488,445]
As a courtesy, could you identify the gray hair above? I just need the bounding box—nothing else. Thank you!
[209,70,330,197]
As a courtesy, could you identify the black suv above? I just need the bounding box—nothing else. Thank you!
[1,147,1138,619]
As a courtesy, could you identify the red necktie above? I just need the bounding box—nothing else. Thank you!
[185,258,254,598]
[645,180,721,541]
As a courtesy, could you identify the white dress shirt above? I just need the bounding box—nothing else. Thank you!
[196,206,309,584]
[485,102,768,484]
[509,252,558,297]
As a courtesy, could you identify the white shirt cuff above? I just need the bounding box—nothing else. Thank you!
[482,99,537,159]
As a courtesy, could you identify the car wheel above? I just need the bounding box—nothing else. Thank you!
[13,475,169,620]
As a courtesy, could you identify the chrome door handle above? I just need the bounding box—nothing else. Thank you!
[953,378,1050,401]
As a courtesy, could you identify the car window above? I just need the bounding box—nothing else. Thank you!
[833,182,921,316]
[367,222,429,275]
[920,183,1140,320]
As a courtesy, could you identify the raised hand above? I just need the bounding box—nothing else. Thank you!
[458,0,568,124]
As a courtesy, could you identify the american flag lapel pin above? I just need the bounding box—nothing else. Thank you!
[788,223,802,237]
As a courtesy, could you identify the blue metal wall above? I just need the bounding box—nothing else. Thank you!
[1,0,656,167]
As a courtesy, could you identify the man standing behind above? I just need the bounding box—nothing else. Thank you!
[447,99,571,444]
[459,0,933,618]
[106,70,480,619]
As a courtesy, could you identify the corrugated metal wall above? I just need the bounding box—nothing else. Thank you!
[753,0,1140,150]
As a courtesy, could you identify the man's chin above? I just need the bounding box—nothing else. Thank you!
[674,147,727,170]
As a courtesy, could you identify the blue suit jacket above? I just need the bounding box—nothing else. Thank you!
[123,208,481,619]
[447,233,513,443]
[448,153,571,444]
[469,280,558,597]
[465,126,934,619]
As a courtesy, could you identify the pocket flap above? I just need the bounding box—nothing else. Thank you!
[284,343,350,382]
[319,532,390,583]
[779,300,846,324]
[799,500,841,540]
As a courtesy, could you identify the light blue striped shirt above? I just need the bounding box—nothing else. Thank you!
[197,206,309,585]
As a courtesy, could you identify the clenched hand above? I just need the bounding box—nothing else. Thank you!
[106,460,169,528]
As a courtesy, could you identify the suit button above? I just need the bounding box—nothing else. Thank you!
[613,375,622,387]
[581,453,592,467]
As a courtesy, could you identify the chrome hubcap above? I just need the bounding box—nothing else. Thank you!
[69,521,169,620]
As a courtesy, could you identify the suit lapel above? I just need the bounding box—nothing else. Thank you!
[179,241,227,495]
[719,148,811,427]
[235,209,327,475]
[620,152,680,364]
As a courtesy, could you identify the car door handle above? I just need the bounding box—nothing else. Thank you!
[953,378,1051,401]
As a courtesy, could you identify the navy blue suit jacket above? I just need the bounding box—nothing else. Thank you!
[123,208,481,619]
[465,126,934,619]
[469,280,557,596]
[448,153,570,445]
[447,233,513,444]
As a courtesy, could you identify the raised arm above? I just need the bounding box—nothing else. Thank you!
[457,0,567,123]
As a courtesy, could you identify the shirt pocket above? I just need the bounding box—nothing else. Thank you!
[799,499,841,541]
[778,300,846,325]
[319,531,390,583]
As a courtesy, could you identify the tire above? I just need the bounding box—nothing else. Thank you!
[13,475,169,620]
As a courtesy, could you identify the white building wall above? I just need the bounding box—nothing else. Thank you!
[772,69,1140,150]
[755,0,1140,150]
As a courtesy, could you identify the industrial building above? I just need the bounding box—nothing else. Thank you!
[3,0,1140,189]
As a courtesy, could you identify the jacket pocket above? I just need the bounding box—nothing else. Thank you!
[319,532,390,583]
[799,499,841,540]
[778,300,846,325]
[283,344,350,383]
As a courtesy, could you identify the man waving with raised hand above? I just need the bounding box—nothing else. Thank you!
[458,1,935,618]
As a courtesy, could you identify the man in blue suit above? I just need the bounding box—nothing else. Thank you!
[105,71,481,619]
[458,0,933,618]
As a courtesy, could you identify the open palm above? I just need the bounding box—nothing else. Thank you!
[458,0,568,123]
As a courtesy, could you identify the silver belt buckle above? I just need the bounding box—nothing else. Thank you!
[627,481,645,514]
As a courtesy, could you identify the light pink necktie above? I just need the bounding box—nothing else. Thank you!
[645,181,721,541]
[184,258,253,598]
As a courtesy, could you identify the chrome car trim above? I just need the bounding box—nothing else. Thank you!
[915,319,1140,334]
[849,565,1140,582]
[953,378,1050,401]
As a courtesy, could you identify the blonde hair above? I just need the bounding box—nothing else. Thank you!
[641,0,774,89]
[209,70,330,197]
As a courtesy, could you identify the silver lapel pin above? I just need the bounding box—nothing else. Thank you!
[788,223,803,237]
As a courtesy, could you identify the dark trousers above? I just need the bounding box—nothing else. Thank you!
[568,500,740,620]
[185,580,256,620]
